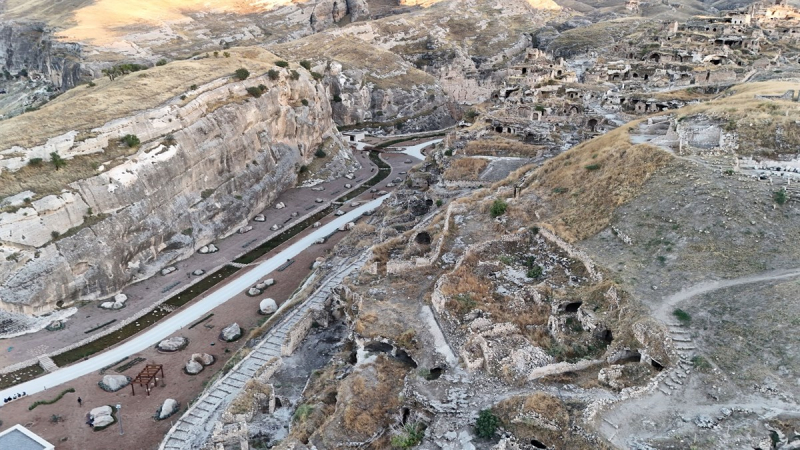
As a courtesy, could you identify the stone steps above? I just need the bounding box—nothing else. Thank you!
[37,355,58,373]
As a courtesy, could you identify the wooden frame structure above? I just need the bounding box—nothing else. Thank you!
[130,364,164,396]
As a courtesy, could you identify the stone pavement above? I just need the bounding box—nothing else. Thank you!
[159,253,368,450]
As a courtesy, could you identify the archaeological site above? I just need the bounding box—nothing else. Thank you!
[0,0,800,449]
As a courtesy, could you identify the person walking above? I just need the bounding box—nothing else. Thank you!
[77,397,82,407]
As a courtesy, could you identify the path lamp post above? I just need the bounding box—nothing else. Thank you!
[116,404,123,435]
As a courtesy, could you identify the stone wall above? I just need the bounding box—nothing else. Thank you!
[0,70,345,314]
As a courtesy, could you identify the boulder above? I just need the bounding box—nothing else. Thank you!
[219,323,242,342]
[345,173,355,179]
[270,224,282,231]
[102,374,130,392]
[159,399,179,420]
[315,198,324,203]
[90,405,112,418]
[275,202,286,209]
[311,186,325,191]
[344,183,352,189]
[291,211,298,217]
[185,360,203,375]
[255,282,267,290]
[247,287,262,297]
[312,261,322,269]
[198,245,209,254]
[264,279,275,287]
[350,201,361,207]
[239,226,253,234]
[335,209,345,216]
[100,301,117,309]
[113,294,128,304]
[157,336,188,352]
[260,298,278,315]
[192,269,205,276]
[312,222,321,228]
[161,266,177,275]
[208,244,219,253]
[192,353,215,366]
[92,413,115,428]
[254,214,266,222]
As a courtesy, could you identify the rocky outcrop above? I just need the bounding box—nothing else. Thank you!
[0,67,352,314]
[310,0,370,32]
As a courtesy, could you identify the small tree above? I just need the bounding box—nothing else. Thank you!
[774,188,788,205]
[246,86,262,98]
[275,60,289,68]
[50,152,66,170]
[315,148,327,158]
[475,409,499,439]
[213,51,219,58]
[234,68,250,80]
[156,59,167,66]
[311,71,324,81]
[121,134,140,148]
[301,99,309,106]
[223,52,230,58]
[489,199,507,218]
[300,60,312,70]
[290,70,300,80]
[332,94,342,103]
[28,157,43,167]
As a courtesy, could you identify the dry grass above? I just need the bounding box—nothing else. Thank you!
[443,157,489,180]
[270,35,435,90]
[0,47,281,150]
[523,124,673,242]
[341,356,406,439]
[228,379,272,415]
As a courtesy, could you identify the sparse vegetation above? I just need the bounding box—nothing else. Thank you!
[234,68,250,80]
[28,387,75,410]
[290,70,300,80]
[275,60,289,68]
[300,60,312,70]
[121,134,140,148]
[156,59,167,66]
[50,152,66,170]
[301,99,309,106]
[774,188,788,205]
[390,422,426,448]
[332,94,342,103]
[490,199,508,218]
[268,69,280,80]
[315,148,327,158]
[311,71,324,81]
[246,86,263,98]
[475,409,500,439]
[673,308,691,325]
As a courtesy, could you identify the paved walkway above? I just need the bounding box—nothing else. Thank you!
[159,253,368,450]
[0,196,388,402]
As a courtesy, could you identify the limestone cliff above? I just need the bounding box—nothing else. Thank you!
[0,53,350,314]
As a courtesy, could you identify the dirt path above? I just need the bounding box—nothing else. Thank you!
[653,267,800,322]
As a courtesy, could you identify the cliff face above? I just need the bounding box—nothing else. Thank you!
[0,65,347,315]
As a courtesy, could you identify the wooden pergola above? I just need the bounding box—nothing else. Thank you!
[130,364,164,396]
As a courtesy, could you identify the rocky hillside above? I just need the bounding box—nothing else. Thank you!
[0,48,354,314]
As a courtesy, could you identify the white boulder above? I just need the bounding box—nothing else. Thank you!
[238,226,253,234]
[113,294,128,304]
[159,399,179,420]
[102,374,129,392]
[275,202,286,209]
[312,222,321,228]
[90,405,112,418]
[157,336,188,352]
[192,353,215,366]
[260,298,278,315]
[185,359,203,375]
[220,323,242,342]
[161,266,177,275]
[254,214,266,222]
[247,287,262,296]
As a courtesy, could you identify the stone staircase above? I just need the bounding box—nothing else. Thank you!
[37,355,58,373]
[159,254,366,450]
[656,322,694,396]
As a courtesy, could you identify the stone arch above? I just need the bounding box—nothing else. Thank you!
[587,118,598,132]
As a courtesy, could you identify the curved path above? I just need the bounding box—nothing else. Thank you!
[394,138,443,160]
[0,195,389,402]
[653,267,800,321]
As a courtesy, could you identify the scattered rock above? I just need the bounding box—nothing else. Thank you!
[275,202,286,209]
[247,287,262,297]
[238,226,253,234]
[157,336,188,352]
[311,186,325,191]
[192,269,205,276]
[264,278,275,286]
[192,353,215,366]
[335,209,345,216]
[161,266,177,276]
[254,214,266,222]
[345,173,355,179]
[260,298,278,314]
[219,323,242,342]
[90,405,114,429]
[157,398,179,420]
[313,222,321,228]
[99,375,130,392]
[113,294,127,304]
[185,359,204,375]
[344,183,352,188]
[315,198,324,203]
[270,224,282,231]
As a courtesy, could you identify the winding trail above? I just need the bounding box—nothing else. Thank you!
[0,196,389,402]
[653,267,800,321]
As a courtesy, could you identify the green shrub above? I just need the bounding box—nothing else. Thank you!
[290,70,300,80]
[436,199,443,207]
[464,109,479,120]
[315,148,327,158]
[390,423,426,448]
[475,409,499,439]
[234,68,250,80]
[268,69,280,80]
[299,165,308,173]
[51,230,60,239]
[28,388,75,411]
[223,51,230,58]
[673,308,691,325]
[246,86,262,98]
[489,199,507,218]
[301,99,309,106]
[691,355,712,372]
[181,228,193,236]
[526,265,543,279]
[299,60,312,70]
[156,59,167,66]
[774,188,788,205]
[332,94,342,103]
[275,60,289,68]
[311,71,324,81]
[213,51,219,58]
[50,152,66,170]
[444,149,452,156]
[28,157,43,167]
[585,164,601,171]
[121,134,140,148]
[189,84,197,90]
[86,81,96,88]
[293,404,314,422]
[201,189,214,199]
